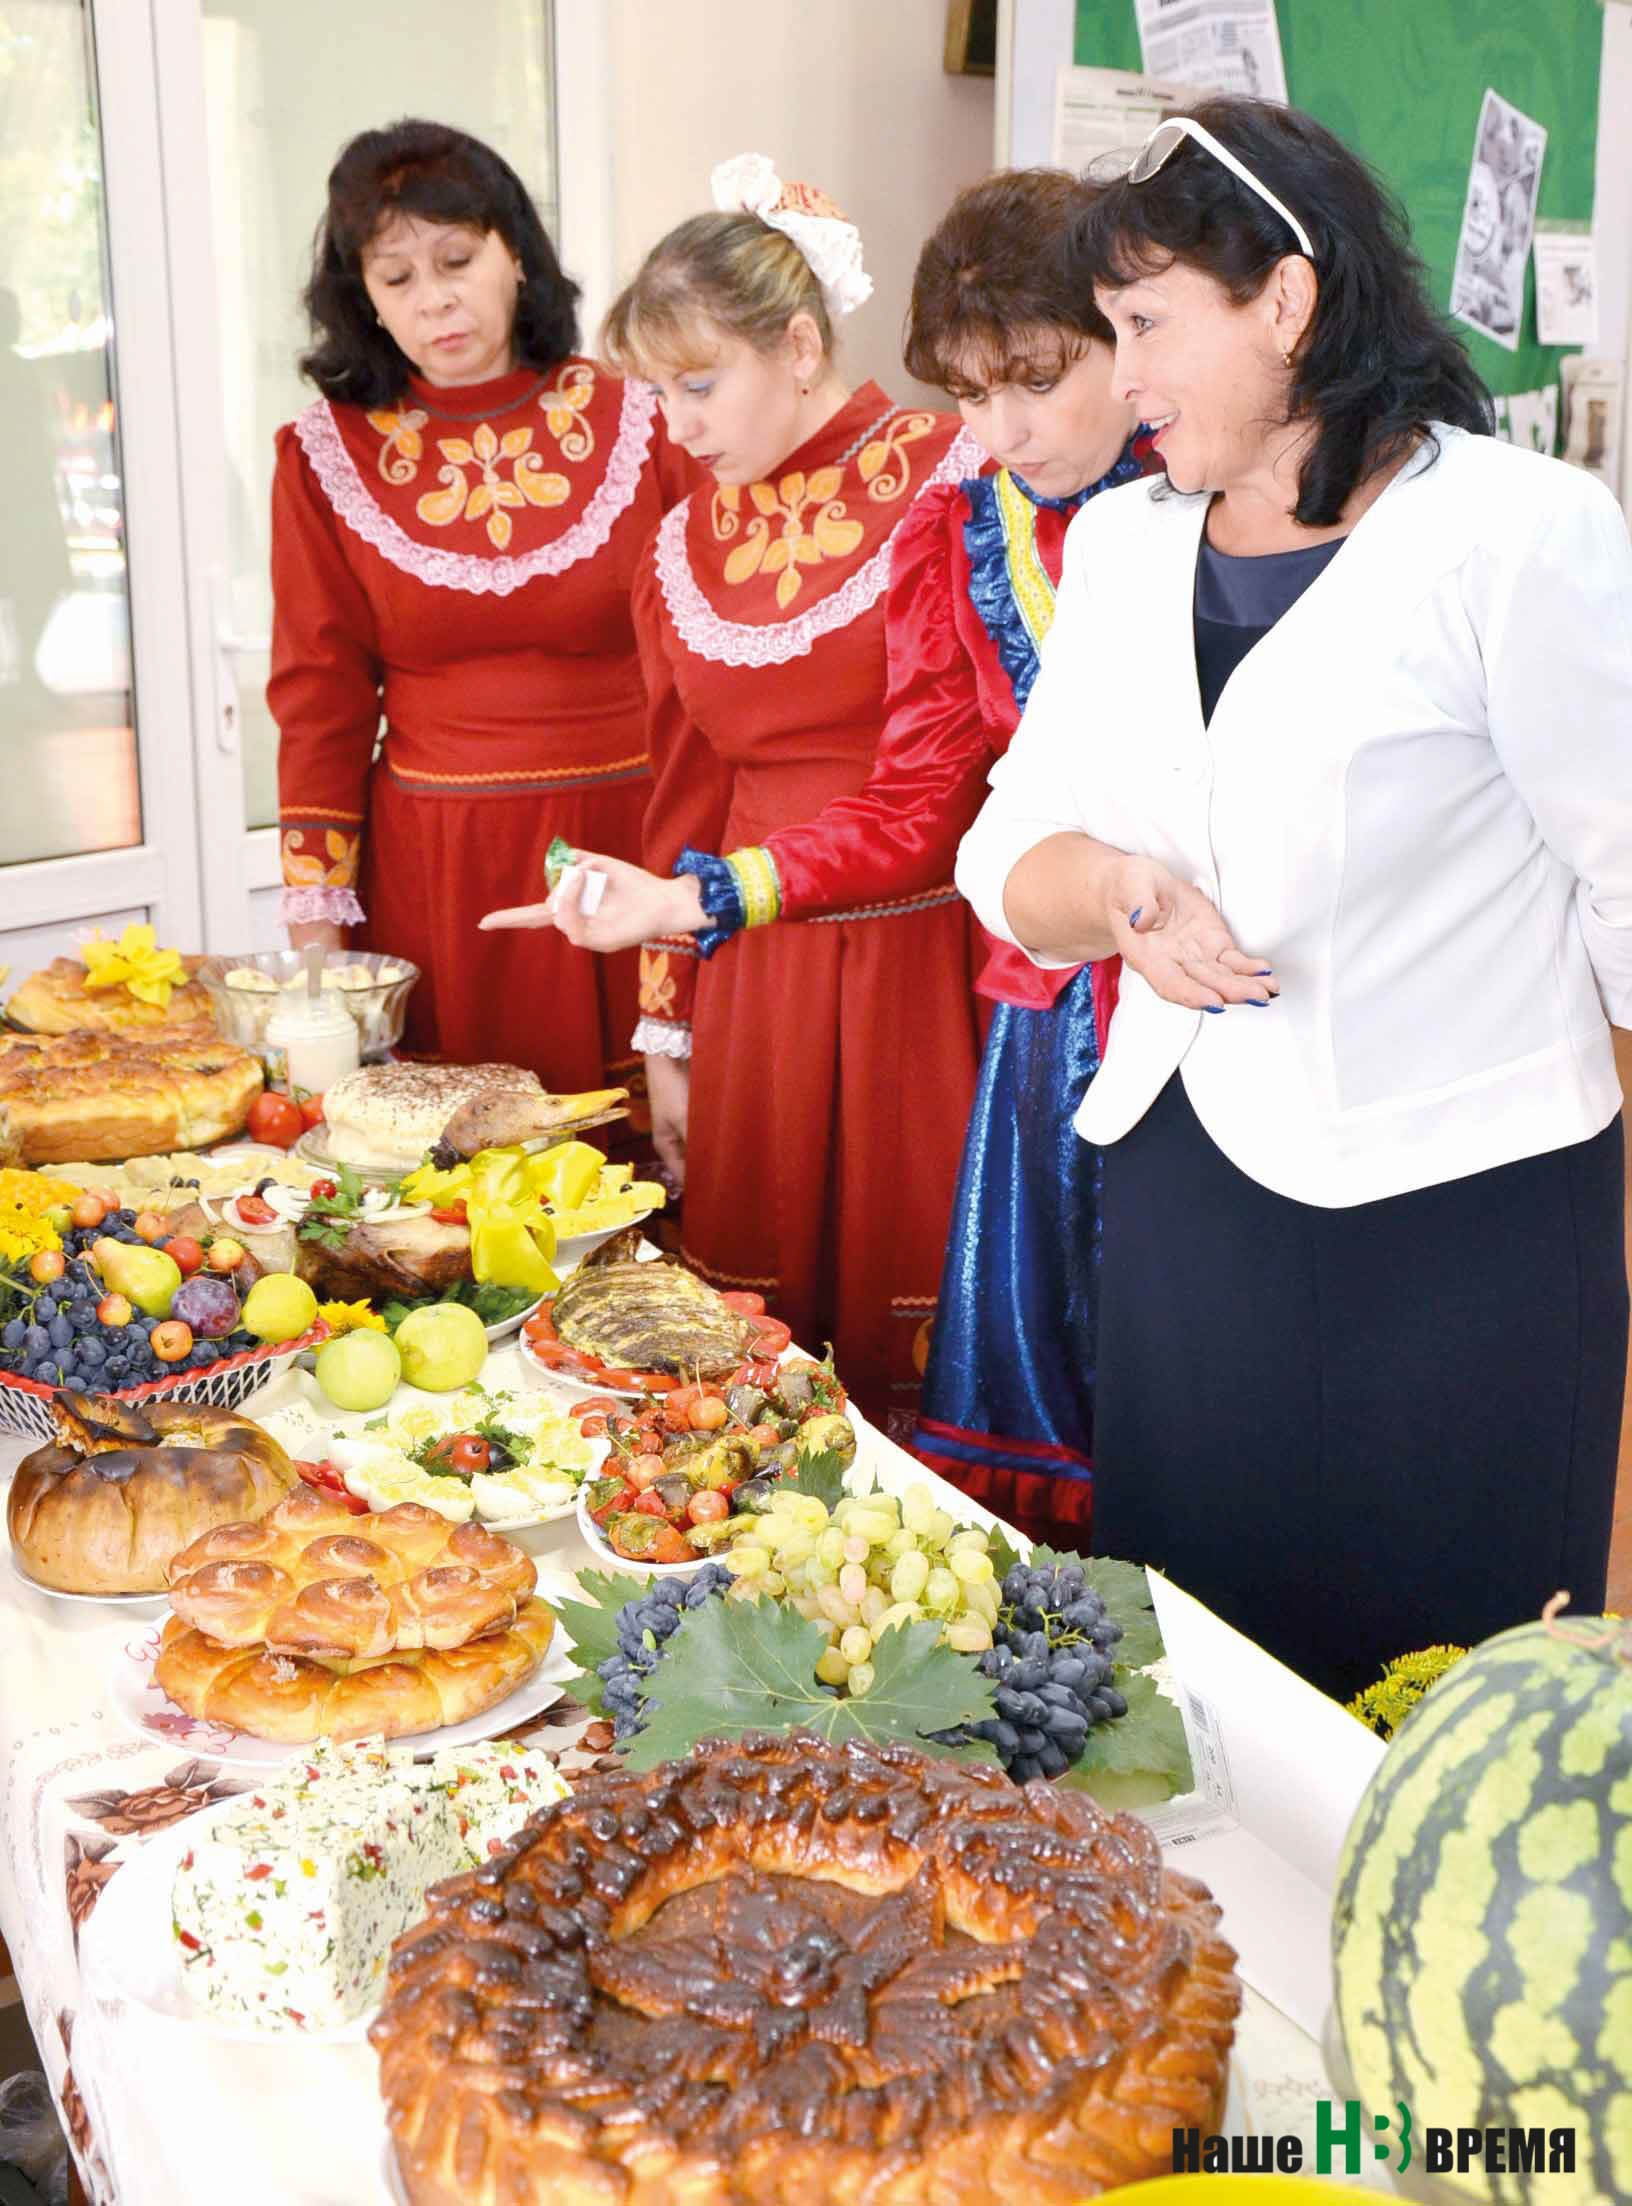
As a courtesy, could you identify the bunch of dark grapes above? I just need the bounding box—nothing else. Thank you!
[595,1565,735,1738]
[968,1560,1128,1784]
[0,1210,254,1394]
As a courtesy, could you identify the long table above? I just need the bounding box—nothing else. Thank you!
[0,1356,1390,2202]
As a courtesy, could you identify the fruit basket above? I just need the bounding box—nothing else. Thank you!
[195,952,419,1063]
[0,1323,329,1444]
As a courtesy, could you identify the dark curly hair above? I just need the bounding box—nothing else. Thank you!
[1070,97,1493,526]
[299,119,580,407]
[904,168,1113,394]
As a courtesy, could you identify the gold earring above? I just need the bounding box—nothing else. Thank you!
[1282,346,1293,368]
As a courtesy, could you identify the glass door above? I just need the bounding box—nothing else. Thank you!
[0,0,205,979]
[153,0,561,950]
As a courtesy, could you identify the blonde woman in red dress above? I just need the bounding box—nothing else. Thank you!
[494,157,986,1423]
[270,120,693,1088]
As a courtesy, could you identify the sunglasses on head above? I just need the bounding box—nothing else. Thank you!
[1128,117,1314,260]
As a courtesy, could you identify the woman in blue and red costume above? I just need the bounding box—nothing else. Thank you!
[501,172,1152,1542]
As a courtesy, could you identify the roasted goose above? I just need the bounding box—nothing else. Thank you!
[294,1213,474,1306]
[550,1230,755,1377]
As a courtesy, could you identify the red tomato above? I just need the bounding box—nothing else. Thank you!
[525,1338,574,1368]
[163,1235,205,1277]
[427,1434,490,1475]
[576,1413,608,1438]
[633,1489,669,1519]
[236,1193,280,1226]
[307,1179,337,1203]
[295,1460,369,1514]
[720,1291,767,1317]
[687,1489,729,1525]
[247,1092,304,1149]
[430,1202,469,1226]
[298,1093,326,1129]
[731,1358,781,1391]
[748,1316,792,1355]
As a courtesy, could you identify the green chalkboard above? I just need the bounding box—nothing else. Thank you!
[1072,0,1601,402]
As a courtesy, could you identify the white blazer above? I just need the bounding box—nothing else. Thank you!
[956,426,1632,1207]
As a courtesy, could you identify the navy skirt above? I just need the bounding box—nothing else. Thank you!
[1093,1074,1627,1702]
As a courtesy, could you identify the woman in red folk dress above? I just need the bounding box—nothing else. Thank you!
[270,119,692,1091]
[497,157,987,1425]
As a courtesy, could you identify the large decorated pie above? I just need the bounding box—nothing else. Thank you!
[373,1732,1241,2205]
[6,954,217,1042]
[0,1029,263,1164]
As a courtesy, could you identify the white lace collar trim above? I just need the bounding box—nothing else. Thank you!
[294,378,658,598]
[653,427,986,666]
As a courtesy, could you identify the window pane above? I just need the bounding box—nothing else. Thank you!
[198,0,558,830]
[0,0,140,866]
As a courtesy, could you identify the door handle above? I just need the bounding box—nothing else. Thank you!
[209,573,269,756]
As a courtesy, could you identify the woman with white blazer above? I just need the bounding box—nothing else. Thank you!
[957,97,1632,1699]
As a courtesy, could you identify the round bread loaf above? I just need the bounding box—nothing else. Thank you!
[373,1731,1241,2206]
[8,1396,297,1594]
[152,1594,557,1742]
[6,954,218,1042]
[0,1029,263,1164]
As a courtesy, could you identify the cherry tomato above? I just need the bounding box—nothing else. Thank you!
[298,1093,326,1129]
[430,1202,469,1226]
[235,1193,279,1226]
[748,1316,792,1355]
[308,1180,337,1203]
[246,1091,305,1149]
[576,1413,608,1438]
[27,1248,66,1284]
[163,1235,205,1277]
[151,1320,195,1363]
[687,1489,729,1525]
[688,1394,730,1432]
[69,1194,108,1231]
[721,1291,767,1317]
[426,1433,491,1475]
[633,1489,670,1519]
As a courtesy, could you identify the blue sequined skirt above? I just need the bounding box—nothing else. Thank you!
[914,964,1102,1537]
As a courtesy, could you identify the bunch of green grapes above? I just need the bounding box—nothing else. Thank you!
[723,1482,999,1696]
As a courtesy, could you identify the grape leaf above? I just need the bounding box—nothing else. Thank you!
[622,1601,1000,1772]
[778,1445,849,1512]
[1058,1671,1193,1794]
[551,1568,638,1708]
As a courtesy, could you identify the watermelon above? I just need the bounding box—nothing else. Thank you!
[1331,1607,1632,2203]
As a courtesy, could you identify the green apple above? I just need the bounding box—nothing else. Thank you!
[315,1327,402,1413]
[393,1302,488,1392]
[240,1273,319,1344]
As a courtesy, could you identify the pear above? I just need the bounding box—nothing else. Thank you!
[91,1235,181,1319]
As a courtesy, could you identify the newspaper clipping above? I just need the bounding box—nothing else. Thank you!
[1053,66,1205,178]
[1533,223,1599,350]
[1449,88,1547,353]
[1134,0,1288,104]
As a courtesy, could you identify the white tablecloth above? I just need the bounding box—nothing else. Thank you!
[0,1366,1381,2202]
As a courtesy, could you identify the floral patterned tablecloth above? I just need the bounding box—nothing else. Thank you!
[0,1387,1383,2203]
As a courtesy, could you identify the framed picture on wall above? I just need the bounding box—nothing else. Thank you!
[945,0,998,75]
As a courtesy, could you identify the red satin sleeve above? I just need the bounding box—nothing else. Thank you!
[632,540,735,1037]
[761,482,996,918]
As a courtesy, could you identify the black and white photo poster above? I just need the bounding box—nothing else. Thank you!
[1450,88,1546,352]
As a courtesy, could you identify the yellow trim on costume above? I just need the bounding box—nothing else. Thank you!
[725,846,783,930]
[995,467,1059,655]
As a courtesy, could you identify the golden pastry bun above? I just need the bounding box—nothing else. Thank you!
[0,1029,263,1164]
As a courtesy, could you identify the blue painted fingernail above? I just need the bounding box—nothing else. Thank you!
[1247,997,1270,1007]
[1203,1004,1225,1014]
[1128,907,1143,926]
[1256,967,1274,976]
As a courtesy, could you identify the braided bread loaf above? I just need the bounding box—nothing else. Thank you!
[165,1487,535,1659]
[153,1595,557,1744]
[374,1731,1241,2206]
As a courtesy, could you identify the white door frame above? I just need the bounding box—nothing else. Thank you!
[2,0,209,959]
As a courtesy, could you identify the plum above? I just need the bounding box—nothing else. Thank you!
[170,1273,241,1340]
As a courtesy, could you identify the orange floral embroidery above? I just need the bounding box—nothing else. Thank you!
[856,412,934,502]
[282,826,360,890]
[711,466,866,611]
[416,421,570,550]
[366,408,430,485]
[538,363,596,461]
[638,948,678,1018]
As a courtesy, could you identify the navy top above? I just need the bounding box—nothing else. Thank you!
[1193,532,1345,725]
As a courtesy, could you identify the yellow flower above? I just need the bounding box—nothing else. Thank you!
[80,922,186,1009]
[1347,1644,1470,1738]
[0,1170,73,1268]
[316,1300,387,1336]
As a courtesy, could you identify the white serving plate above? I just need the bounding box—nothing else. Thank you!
[79,1800,374,2044]
[109,1621,576,1767]
[515,1332,645,1404]
[6,1551,168,1611]
[572,1485,708,1581]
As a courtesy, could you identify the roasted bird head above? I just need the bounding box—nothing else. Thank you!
[429,1084,628,1169]
[550,1232,755,1378]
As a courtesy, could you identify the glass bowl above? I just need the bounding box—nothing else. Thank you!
[196,951,419,1064]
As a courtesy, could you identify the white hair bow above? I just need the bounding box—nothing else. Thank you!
[710,151,873,320]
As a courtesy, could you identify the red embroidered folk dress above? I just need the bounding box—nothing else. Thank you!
[270,359,693,1089]
[633,383,988,1423]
